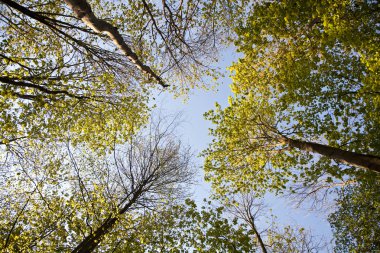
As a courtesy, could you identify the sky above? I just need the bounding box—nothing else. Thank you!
[154,47,334,250]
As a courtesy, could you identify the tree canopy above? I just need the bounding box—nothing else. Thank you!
[329,179,380,252]
[204,0,380,196]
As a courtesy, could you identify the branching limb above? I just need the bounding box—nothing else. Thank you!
[63,0,168,87]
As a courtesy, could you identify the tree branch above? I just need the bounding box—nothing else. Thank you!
[63,0,169,87]
[0,76,88,100]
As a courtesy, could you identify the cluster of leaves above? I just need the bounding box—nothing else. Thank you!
[329,179,380,252]
[119,199,255,252]
[265,225,325,253]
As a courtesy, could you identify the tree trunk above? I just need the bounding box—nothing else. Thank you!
[251,224,267,253]
[247,210,267,253]
[281,137,380,173]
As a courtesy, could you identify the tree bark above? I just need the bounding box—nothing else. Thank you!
[63,0,168,88]
[281,136,380,173]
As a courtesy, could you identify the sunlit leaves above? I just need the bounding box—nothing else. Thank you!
[329,180,380,252]
[118,199,255,252]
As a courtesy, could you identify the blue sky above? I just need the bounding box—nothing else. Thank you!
[154,47,334,248]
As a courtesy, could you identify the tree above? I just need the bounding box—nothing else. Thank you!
[328,179,380,252]
[0,0,235,148]
[226,193,327,253]
[0,117,195,252]
[227,195,269,253]
[203,0,380,196]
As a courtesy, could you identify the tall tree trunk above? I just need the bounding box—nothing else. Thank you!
[281,136,380,173]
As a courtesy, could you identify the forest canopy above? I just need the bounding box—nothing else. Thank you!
[1,0,379,252]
